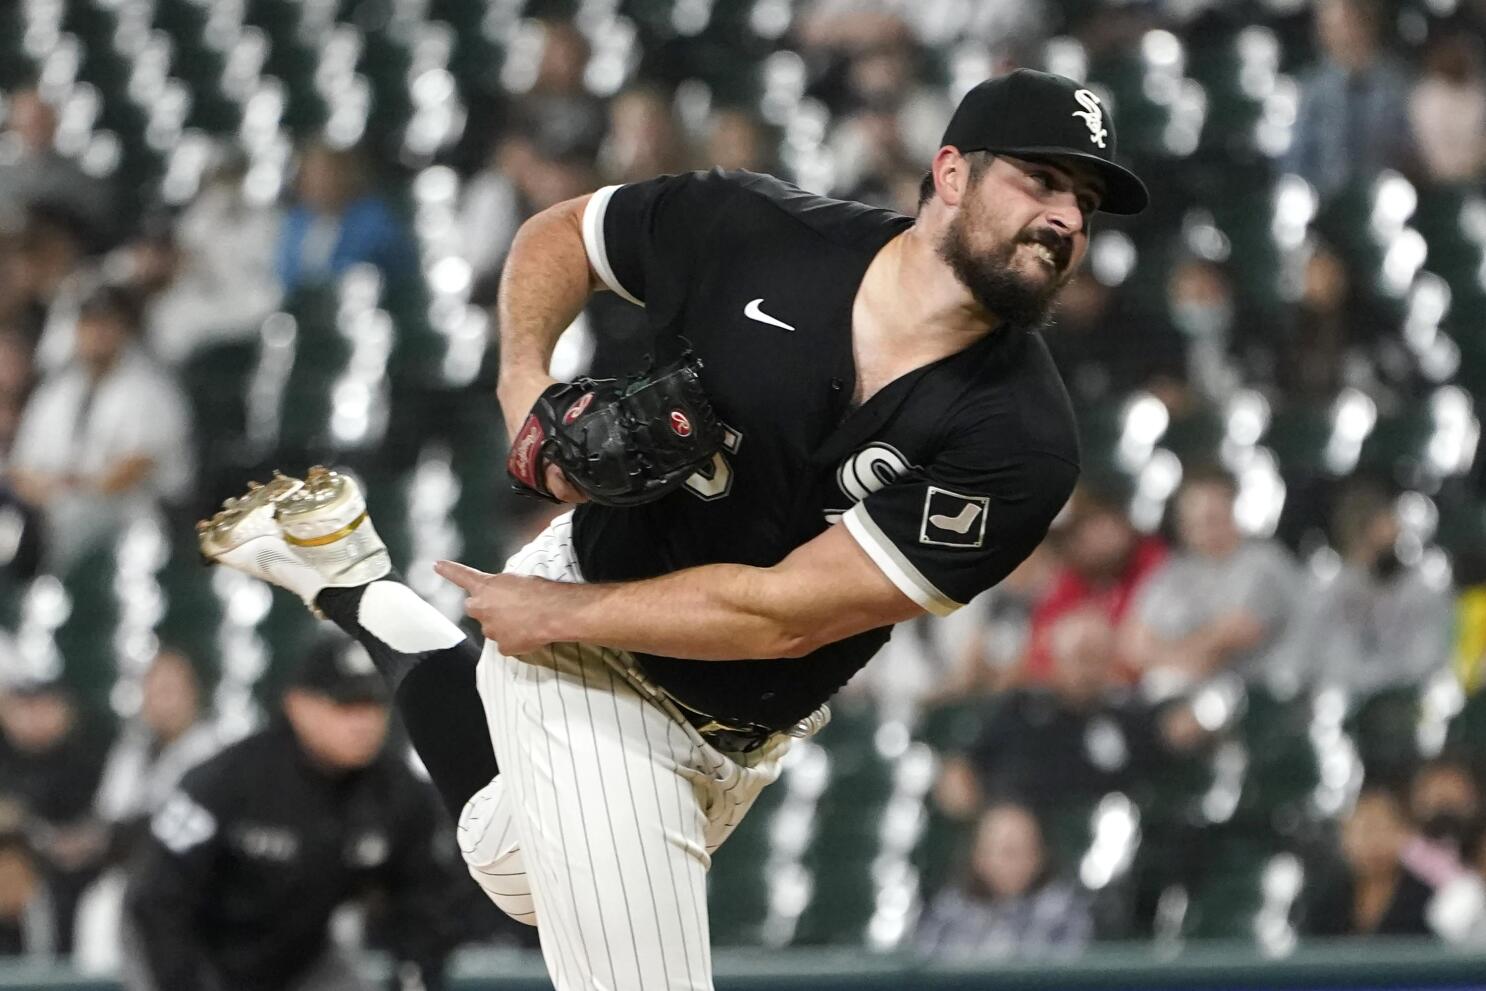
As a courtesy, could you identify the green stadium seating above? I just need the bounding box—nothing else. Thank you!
[1345,685,1423,781]
[1445,687,1486,764]
[1236,688,1321,835]
[1181,831,1283,940]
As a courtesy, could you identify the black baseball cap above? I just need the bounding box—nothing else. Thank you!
[289,637,389,705]
[941,69,1149,216]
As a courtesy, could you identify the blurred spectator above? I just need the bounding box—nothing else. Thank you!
[1410,31,1486,185]
[915,802,1092,960]
[1285,0,1415,202]
[134,152,283,365]
[0,677,111,956]
[1046,271,1182,405]
[1408,756,1483,854]
[1426,821,1486,946]
[834,100,923,210]
[124,637,455,991]
[0,330,33,459]
[8,286,193,569]
[935,540,1062,700]
[5,204,93,365]
[0,333,43,582]
[843,609,979,724]
[702,108,777,174]
[936,609,1197,822]
[508,20,607,166]
[601,86,690,184]
[1023,482,1167,685]
[0,827,51,958]
[1164,256,1241,403]
[1283,481,1453,695]
[1119,466,1299,690]
[0,84,114,247]
[95,650,220,858]
[1278,241,1373,401]
[459,130,601,305]
[798,8,949,152]
[1305,785,1432,937]
[276,142,417,294]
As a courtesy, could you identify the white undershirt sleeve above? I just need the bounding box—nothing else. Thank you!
[581,185,644,307]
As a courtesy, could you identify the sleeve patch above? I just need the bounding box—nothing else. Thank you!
[919,487,990,548]
[151,791,218,854]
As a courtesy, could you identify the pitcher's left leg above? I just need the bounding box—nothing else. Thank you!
[479,640,716,991]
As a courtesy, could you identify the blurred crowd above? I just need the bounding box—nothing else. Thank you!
[0,0,1484,975]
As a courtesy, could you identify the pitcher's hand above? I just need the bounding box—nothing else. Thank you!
[434,560,568,656]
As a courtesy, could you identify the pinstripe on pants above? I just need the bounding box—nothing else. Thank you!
[456,512,794,991]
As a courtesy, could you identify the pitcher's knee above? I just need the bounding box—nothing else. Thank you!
[465,860,538,926]
[457,778,536,925]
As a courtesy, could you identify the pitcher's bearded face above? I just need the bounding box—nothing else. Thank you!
[938,154,1099,329]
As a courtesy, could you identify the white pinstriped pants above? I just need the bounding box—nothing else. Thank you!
[455,513,793,991]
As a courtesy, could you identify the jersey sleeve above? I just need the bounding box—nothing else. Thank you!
[842,441,1077,617]
[581,170,743,310]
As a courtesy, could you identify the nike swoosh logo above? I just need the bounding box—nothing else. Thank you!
[929,503,982,534]
[744,298,795,331]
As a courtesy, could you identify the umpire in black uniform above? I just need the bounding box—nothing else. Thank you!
[124,636,455,991]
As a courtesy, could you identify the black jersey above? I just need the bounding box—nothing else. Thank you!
[575,169,1079,729]
[126,720,454,991]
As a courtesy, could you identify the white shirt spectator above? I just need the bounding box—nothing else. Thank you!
[145,182,283,365]
[94,721,221,829]
[1283,561,1453,695]
[11,345,192,565]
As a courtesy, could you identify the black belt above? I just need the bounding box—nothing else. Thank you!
[668,697,780,753]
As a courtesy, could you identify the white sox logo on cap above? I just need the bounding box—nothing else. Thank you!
[1072,89,1108,149]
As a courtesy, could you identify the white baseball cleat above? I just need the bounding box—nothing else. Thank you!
[197,466,391,608]
[272,465,392,589]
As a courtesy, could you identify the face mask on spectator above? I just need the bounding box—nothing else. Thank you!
[1420,811,1477,848]
[1171,299,1233,339]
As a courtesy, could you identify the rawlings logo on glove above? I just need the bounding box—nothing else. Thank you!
[506,354,724,507]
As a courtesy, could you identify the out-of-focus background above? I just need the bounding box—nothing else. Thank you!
[3,0,1486,987]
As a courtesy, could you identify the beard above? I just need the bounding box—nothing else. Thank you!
[937,212,1069,331]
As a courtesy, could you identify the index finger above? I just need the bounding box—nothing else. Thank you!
[433,559,493,591]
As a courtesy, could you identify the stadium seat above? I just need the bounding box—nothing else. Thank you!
[793,865,875,947]
[54,538,122,715]
[707,783,787,946]
[1180,833,1278,940]
[1445,686,1486,763]
[154,541,227,675]
[1345,685,1423,781]
[1413,185,1486,311]
[1236,688,1321,836]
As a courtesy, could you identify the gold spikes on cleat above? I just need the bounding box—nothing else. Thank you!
[271,466,391,585]
[197,471,306,562]
[274,465,365,545]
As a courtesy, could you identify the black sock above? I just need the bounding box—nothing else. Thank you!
[317,578,498,820]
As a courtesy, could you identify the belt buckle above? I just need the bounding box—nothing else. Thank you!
[664,692,775,752]
[704,726,770,753]
[690,716,770,753]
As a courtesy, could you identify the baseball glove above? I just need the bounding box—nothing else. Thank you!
[506,355,724,507]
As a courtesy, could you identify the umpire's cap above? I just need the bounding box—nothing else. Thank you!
[288,636,389,705]
[941,69,1149,215]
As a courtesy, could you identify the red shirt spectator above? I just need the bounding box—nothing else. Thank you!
[1023,489,1167,684]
